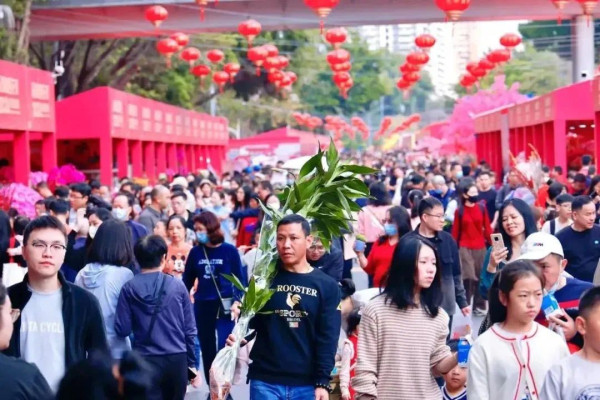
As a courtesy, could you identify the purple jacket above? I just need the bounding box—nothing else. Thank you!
[115,272,197,367]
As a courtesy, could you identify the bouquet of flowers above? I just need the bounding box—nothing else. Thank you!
[0,183,43,218]
[209,142,375,399]
[47,164,86,190]
[29,171,49,187]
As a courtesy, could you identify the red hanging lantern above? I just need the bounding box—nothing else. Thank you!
[223,62,241,82]
[268,70,285,84]
[195,0,217,21]
[238,19,262,48]
[406,51,430,67]
[466,62,479,75]
[326,49,351,65]
[576,0,598,15]
[396,78,412,90]
[331,62,352,73]
[212,71,229,93]
[263,44,279,58]
[145,5,168,29]
[332,71,351,87]
[277,56,289,70]
[206,49,225,64]
[264,57,282,73]
[279,75,293,89]
[460,74,477,90]
[170,32,189,50]
[478,58,495,71]
[399,63,420,74]
[325,27,348,49]
[156,38,179,68]
[248,45,268,75]
[304,0,341,32]
[339,78,354,98]
[551,0,570,23]
[180,47,201,68]
[286,71,298,84]
[435,0,471,21]
[415,34,436,51]
[470,67,486,79]
[403,72,421,83]
[487,49,511,65]
[191,64,211,84]
[500,33,522,50]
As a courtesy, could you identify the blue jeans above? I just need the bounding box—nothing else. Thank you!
[250,380,314,400]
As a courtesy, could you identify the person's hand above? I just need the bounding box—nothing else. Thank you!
[487,247,508,273]
[189,286,196,304]
[7,247,21,257]
[461,306,471,317]
[231,229,238,239]
[315,387,329,400]
[549,310,577,341]
[341,390,351,400]
[225,333,247,347]
[189,369,202,388]
[230,301,242,322]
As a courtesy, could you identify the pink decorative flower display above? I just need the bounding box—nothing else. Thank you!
[0,183,42,218]
[29,171,49,187]
[47,164,86,190]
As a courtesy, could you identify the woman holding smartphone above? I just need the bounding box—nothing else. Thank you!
[468,261,569,400]
[355,206,411,288]
[479,198,537,301]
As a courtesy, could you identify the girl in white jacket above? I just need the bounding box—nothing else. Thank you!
[467,260,569,400]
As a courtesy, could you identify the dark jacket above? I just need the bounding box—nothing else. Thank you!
[4,272,108,368]
[115,272,197,368]
[308,249,344,282]
[403,227,469,314]
[0,353,52,400]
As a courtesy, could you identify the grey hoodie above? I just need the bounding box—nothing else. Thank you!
[75,263,133,359]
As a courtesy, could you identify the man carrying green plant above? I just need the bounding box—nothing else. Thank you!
[227,214,341,400]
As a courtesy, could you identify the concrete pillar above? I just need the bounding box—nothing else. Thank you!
[13,131,31,184]
[143,141,156,184]
[573,15,595,83]
[130,140,143,178]
[41,132,57,174]
[116,139,129,179]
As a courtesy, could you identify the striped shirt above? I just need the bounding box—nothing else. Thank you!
[352,295,451,400]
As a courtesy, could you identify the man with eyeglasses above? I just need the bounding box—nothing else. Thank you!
[68,183,91,227]
[3,216,107,393]
[401,197,470,327]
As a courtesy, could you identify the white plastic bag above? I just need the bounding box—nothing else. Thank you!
[3,263,26,287]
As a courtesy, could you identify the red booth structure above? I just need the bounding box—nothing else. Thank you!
[228,127,331,164]
[56,87,228,186]
[475,81,595,175]
[0,60,57,184]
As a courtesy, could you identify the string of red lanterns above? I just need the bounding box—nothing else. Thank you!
[415,34,436,52]
[499,33,522,51]
[325,28,348,49]
[195,0,218,21]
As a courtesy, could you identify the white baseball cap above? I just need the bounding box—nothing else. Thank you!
[518,232,564,261]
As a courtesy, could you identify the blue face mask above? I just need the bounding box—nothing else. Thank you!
[196,232,209,244]
[384,223,398,236]
[456,171,464,179]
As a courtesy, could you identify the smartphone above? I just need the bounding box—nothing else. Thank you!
[188,367,198,381]
[490,233,505,252]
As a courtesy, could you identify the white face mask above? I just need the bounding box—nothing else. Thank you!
[112,208,128,221]
[89,225,99,239]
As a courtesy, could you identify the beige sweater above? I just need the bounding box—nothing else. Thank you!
[352,295,451,400]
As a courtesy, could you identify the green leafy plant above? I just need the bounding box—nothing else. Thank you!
[210,141,375,399]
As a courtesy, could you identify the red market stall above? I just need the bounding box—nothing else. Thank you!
[56,87,228,186]
[475,81,595,174]
[228,127,330,166]
[0,60,57,184]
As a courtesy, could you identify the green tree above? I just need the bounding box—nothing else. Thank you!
[0,0,45,64]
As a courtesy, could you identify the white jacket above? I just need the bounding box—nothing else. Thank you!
[467,323,569,400]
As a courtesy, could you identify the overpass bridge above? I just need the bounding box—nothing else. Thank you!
[31,0,590,41]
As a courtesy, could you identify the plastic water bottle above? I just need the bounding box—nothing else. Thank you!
[457,336,471,367]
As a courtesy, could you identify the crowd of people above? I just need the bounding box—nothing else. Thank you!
[1,150,600,399]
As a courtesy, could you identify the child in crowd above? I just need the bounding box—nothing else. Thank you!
[339,309,360,400]
[541,287,600,399]
[468,260,570,400]
[541,193,573,236]
[442,340,467,400]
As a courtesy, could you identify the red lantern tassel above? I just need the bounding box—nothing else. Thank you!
[320,19,324,34]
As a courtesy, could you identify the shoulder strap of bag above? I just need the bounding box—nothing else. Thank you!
[550,219,556,236]
[364,206,385,231]
[457,205,465,246]
[144,274,168,344]
[202,246,228,308]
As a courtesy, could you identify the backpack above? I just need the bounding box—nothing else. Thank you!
[550,219,556,236]
[456,202,487,246]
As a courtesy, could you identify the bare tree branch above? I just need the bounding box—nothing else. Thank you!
[78,39,121,92]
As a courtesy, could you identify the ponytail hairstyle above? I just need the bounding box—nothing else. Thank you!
[408,189,425,219]
[488,260,545,325]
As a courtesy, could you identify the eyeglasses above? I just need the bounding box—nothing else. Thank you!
[424,213,445,220]
[69,194,84,200]
[10,308,20,323]
[29,240,67,253]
